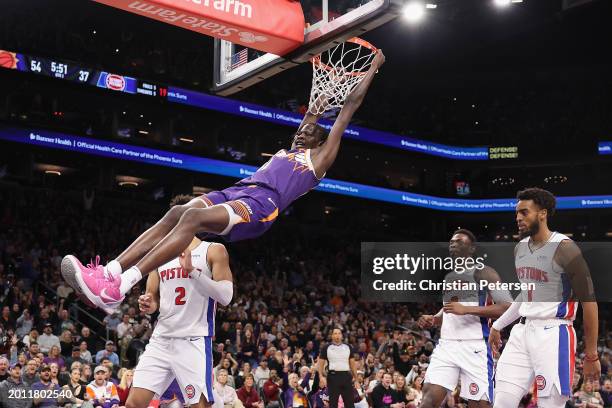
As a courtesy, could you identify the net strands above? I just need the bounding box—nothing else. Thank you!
[308,39,377,115]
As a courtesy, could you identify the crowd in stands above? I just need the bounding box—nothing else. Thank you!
[0,184,611,408]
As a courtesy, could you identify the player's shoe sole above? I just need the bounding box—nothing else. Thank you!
[61,255,83,295]
[62,256,97,308]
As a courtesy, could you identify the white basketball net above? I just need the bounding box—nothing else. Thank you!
[308,38,377,115]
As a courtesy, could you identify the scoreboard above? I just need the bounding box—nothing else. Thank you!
[0,49,168,97]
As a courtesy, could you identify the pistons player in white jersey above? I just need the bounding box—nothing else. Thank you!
[418,229,512,408]
[490,188,600,408]
[125,197,234,408]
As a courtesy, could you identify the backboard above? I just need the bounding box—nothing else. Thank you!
[212,0,403,96]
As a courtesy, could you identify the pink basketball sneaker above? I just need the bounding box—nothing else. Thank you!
[61,255,124,313]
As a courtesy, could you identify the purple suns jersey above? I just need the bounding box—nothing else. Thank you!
[237,148,321,210]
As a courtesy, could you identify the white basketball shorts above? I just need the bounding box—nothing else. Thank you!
[495,319,575,398]
[133,334,215,405]
[424,338,494,402]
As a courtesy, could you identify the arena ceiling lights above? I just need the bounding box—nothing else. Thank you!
[493,0,524,7]
[402,2,437,23]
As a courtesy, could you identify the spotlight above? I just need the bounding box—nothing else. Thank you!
[403,2,426,23]
[45,170,61,176]
[493,0,511,7]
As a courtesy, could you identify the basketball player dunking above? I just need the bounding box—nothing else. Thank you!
[61,51,386,313]
[125,197,233,408]
[489,188,600,408]
[418,229,512,408]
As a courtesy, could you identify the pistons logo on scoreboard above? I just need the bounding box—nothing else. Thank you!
[469,383,479,395]
[536,375,547,390]
[105,74,126,91]
[185,384,196,399]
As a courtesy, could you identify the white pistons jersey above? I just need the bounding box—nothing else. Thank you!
[441,267,492,340]
[515,232,578,321]
[155,241,217,337]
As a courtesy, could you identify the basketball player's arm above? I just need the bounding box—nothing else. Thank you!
[417,309,443,329]
[138,269,160,314]
[443,267,512,318]
[298,95,327,129]
[190,243,234,306]
[310,51,385,178]
[555,240,600,380]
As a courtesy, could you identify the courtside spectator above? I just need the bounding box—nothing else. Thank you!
[81,364,93,384]
[22,359,39,387]
[57,302,75,333]
[27,342,40,360]
[101,359,118,385]
[95,341,119,366]
[86,365,120,408]
[237,374,264,408]
[39,323,60,354]
[263,369,282,408]
[0,363,31,408]
[371,373,402,408]
[236,362,253,389]
[66,346,86,368]
[115,314,132,341]
[216,356,238,388]
[309,371,329,408]
[0,356,8,381]
[60,366,89,407]
[49,362,60,386]
[59,330,73,358]
[16,308,34,339]
[80,341,93,364]
[43,345,66,371]
[408,378,423,406]
[281,363,309,408]
[574,381,605,408]
[103,312,121,335]
[216,369,243,408]
[80,327,97,353]
[600,379,612,408]
[1,306,14,329]
[254,357,270,385]
[22,328,39,347]
[56,280,74,300]
[116,368,133,405]
[32,364,60,407]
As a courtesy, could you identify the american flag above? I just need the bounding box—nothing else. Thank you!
[230,48,248,70]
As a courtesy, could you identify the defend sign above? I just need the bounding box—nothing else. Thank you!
[94,0,305,55]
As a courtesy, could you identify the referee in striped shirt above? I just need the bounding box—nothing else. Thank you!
[318,327,358,408]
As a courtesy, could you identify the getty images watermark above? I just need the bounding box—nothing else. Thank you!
[361,242,610,303]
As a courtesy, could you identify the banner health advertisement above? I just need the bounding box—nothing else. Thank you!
[167,86,490,160]
[3,125,612,211]
[361,242,610,303]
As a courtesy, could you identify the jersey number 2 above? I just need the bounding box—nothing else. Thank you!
[175,287,186,305]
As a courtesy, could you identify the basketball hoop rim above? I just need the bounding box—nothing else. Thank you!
[311,37,378,78]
